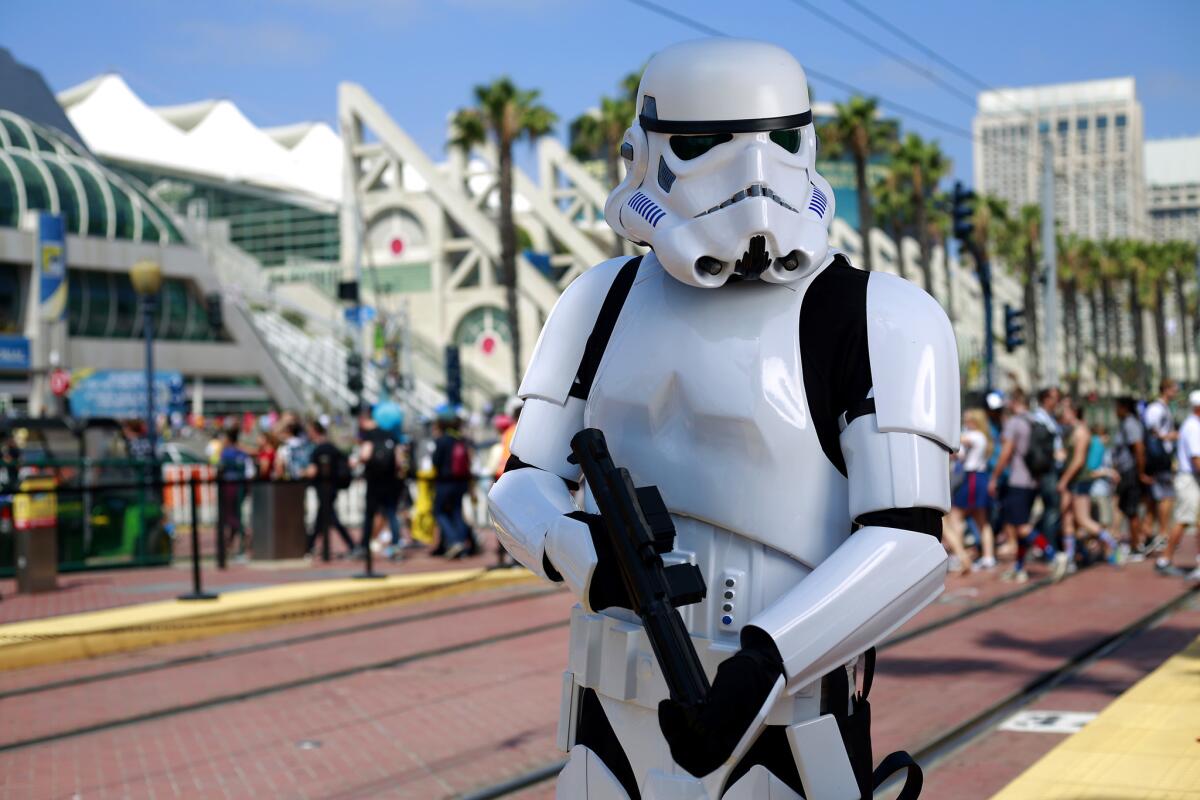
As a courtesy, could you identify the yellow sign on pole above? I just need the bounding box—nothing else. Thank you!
[13,477,57,531]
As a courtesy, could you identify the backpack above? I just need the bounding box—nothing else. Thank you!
[366,436,397,481]
[334,449,353,490]
[448,438,472,480]
[219,448,250,482]
[285,439,313,480]
[1025,416,1056,477]
[1145,432,1171,474]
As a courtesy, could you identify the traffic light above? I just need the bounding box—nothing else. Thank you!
[1004,303,1026,352]
[444,345,462,407]
[346,352,364,395]
[952,181,976,244]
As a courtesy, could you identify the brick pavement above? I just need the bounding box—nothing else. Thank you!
[0,626,568,799]
[1,542,1196,798]
[0,591,573,749]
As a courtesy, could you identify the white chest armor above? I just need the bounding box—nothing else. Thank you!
[582,261,849,642]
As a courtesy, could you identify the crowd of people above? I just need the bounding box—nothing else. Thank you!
[942,379,1200,583]
[204,403,522,566]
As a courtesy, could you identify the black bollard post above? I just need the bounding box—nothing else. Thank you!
[321,477,332,563]
[215,472,227,570]
[179,473,217,601]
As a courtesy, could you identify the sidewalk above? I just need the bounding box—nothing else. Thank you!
[0,530,507,625]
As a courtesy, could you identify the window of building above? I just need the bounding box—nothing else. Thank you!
[8,152,51,214]
[68,162,110,238]
[40,159,83,235]
[0,158,19,228]
[108,184,136,240]
[1115,114,1126,127]
[0,117,30,151]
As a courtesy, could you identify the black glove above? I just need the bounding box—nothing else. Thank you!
[657,631,785,777]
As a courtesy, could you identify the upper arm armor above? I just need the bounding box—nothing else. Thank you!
[865,272,960,450]
[517,256,638,404]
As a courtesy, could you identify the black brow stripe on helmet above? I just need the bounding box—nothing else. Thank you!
[639,110,813,134]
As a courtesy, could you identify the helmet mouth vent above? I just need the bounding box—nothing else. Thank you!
[694,184,798,218]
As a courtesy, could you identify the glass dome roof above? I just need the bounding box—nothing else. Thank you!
[0,109,183,244]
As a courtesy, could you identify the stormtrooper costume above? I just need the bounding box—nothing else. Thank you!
[489,39,959,800]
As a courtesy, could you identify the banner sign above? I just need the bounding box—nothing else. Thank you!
[0,335,30,370]
[68,369,186,419]
[37,212,67,323]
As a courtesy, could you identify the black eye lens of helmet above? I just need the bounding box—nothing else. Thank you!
[769,128,801,153]
[669,133,732,160]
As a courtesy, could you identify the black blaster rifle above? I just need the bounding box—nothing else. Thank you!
[569,428,710,706]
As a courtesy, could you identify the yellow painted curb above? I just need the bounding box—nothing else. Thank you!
[0,567,539,671]
[992,632,1200,799]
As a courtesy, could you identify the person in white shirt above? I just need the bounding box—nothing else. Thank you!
[1159,390,1200,577]
[945,408,996,572]
[1143,379,1180,545]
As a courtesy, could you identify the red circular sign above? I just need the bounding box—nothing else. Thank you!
[480,335,496,355]
[50,368,71,397]
[390,237,404,255]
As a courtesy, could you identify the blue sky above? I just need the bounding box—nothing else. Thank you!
[6,0,1199,184]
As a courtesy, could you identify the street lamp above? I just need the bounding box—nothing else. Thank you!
[129,260,162,473]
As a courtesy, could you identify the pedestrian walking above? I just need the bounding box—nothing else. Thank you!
[431,414,475,560]
[304,421,355,560]
[990,390,1038,582]
[1113,397,1150,559]
[358,411,408,559]
[1057,398,1117,568]
[217,428,252,559]
[1029,387,1065,570]
[945,409,996,572]
[1158,390,1200,578]
[1143,379,1180,548]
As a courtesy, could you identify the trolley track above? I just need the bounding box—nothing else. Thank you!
[0,584,562,701]
[0,616,569,754]
[454,578,1200,800]
[0,568,1095,760]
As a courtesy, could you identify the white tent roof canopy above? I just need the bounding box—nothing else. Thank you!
[58,74,345,202]
[57,74,541,209]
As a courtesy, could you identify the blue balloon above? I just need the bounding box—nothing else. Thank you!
[373,401,404,433]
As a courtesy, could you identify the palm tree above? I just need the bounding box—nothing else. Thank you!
[818,96,895,270]
[870,170,912,278]
[892,133,950,294]
[1144,242,1172,383]
[569,71,641,191]
[1056,234,1088,392]
[1098,240,1128,393]
[1168,241,1198,382]
[1013,205,1043,384]
[1073,239,1104,394]
[569,71,640,257]
[1115,239,1151,393]
[451,78,557,389]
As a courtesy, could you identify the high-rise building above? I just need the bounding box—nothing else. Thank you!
[1145,136,1200,244]
[974,78,1145,240]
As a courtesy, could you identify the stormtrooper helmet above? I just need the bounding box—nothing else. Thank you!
[605,39,835,288]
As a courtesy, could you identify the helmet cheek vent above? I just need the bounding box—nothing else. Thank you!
[657,157,677,193]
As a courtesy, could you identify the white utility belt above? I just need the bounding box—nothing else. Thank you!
[561,604,846,721]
